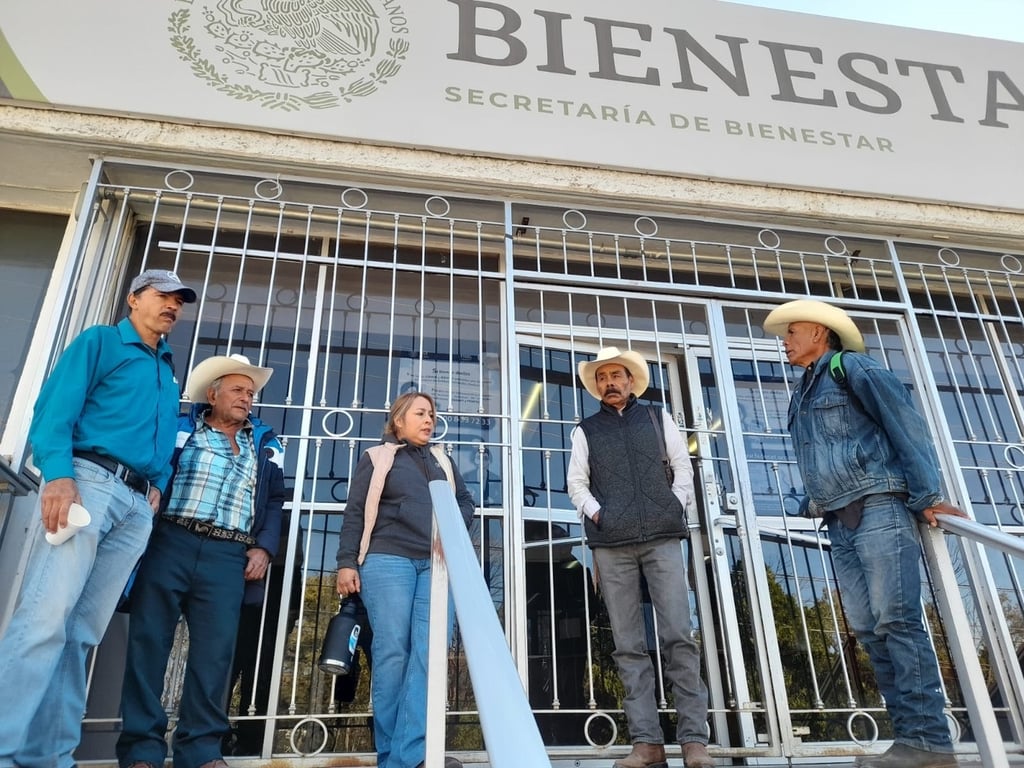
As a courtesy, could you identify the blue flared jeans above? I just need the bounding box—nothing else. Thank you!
[828,493,954,753]
[359,553,453,768]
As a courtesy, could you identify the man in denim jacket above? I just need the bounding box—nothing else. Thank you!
[764,299,966,768]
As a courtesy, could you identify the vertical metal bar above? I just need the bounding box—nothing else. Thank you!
[474,220,485,415]
[43,157,106,371]
[264,263,329,758]
[283,205,315,402]
[416,215,428,390]
[353,210,373,408]
[920,527,1011,767]
[184,195,225,376]
[749,246,763,292]
[224,199,256,352]
[318,208,344,408]
[503,200,531,681]
[255,202,286,376]
[444,217,458,413]
[704,301,790,755]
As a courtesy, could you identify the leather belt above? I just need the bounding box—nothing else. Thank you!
[161,515,255,546]
[73,451,150,497]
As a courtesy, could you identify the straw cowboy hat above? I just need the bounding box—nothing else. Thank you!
[186,353,274,403]
[763,299,866,353]
[578,346,650,400]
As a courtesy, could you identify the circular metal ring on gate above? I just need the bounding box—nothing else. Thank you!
[937,247,961,267]
[341,187,369,209]
[254,178,284,201]
[563,209,588,231]
[1001,253,1023,274]
[433,413,450,442]
[847,710,879,746]
[633,216,659,237]
[583,711,618,748]
[824,236,848,256]
[321,408,356,438]
[275,287,299,307]
[425,195,451,218]
[1003,444,1024,470]
[946,711,962,743]
[164,170,195,192]
[289,716,329,756]
[757,229,782,250]
[204,282,227,301]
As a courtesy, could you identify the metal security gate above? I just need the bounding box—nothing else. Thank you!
[13,158,1022,764]
[508,286,972,762]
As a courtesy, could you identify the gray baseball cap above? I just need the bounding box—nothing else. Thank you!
[129,269,197,303]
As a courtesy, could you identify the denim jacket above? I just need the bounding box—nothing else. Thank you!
[789,350,945,519]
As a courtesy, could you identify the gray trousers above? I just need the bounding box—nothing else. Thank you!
[593,538,709,745]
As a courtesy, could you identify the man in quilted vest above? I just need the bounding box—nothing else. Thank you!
[567,347,712,768]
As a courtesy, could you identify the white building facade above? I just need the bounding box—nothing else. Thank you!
[1,1,1023,764]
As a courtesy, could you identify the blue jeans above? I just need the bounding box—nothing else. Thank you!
[592,538,709,745]
[0,458,154,768]
[359,554,451,768]
[117,522,248,768]
[828,494,953,753]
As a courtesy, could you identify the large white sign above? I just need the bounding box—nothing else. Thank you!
[1,0,1021,211]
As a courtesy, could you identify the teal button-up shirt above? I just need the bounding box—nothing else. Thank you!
[29,317,182,491]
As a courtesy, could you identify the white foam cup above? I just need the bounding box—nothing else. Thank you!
[45,502,91,546]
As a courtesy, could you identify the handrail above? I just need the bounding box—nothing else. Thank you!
[427,479,552,768]
[937,515,1024,559]
[0,458,39,496]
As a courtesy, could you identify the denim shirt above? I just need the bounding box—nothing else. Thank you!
[789,350,945,518]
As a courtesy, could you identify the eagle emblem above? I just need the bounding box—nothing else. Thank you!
[169,0,409,110]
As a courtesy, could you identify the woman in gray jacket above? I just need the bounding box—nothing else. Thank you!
[335,391,474,768]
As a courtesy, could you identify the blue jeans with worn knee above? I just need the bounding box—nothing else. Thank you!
[359,554,451,768]
[828,493,953,753]
[0,458,154,768]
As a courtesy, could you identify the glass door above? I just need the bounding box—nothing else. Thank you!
[515,336,727,752]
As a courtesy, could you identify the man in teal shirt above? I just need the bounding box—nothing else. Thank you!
[0,269,196,768]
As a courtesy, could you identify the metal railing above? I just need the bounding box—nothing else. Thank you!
[939,516,1024,560]
[427,479,551,768]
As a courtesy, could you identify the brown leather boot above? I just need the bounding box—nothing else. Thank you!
[682,741,714,767]
[612,742,668,768]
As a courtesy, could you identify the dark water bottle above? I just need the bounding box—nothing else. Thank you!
[318,595,362,675]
